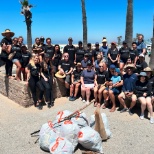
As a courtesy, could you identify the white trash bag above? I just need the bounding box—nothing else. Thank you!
[89,113,112,138]
[71,112,89,128]
[78,126,103,153]
[60,120,80,150]
[56,110,72,122]
[39,121,58,152]
[49,137,74,154]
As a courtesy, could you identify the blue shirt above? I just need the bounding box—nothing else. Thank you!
[136,41,146,54]
[111,75,121,84]
[81,70,95,84]
[100,46,108,58]
[122,73,137,92]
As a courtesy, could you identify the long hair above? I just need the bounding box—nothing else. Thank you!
[29,54,38,68]
[42,58,52,72]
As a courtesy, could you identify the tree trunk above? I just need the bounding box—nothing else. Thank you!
[81,0,87,50]
[125,0,133,47]
[26,23,32,52]
[149,38,154,69]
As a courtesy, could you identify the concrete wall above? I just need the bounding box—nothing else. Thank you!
[0,73,66,107]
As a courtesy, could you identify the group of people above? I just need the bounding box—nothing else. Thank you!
[0,29,154,124]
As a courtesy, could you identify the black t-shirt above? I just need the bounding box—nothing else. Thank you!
[135,60,148,73]
[11,44,22,60]
[21,52,31,68]
[75,47,85,62]
[44,45,55,58]
[129,49,138,61]
[0,37,12,58]
[73,70,83,81]
[59,60,73,72]
[27,63,41,77]
[85,50,93,62]
[32,44,42,54]
[52,51,62,67]
[96,70,109,84]
[108,48,119,60]
[41,61,52,78]
[63,45,76,62]
[119,47,130,60]
[92,49,101,61]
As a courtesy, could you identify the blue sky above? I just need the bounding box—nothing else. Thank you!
[0,0,154,44]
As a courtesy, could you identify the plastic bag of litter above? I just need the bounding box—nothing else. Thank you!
[39,121,58,152]
[78,126,103,153]
[56,110,72,122]
[49,137,74,154]
[89,113,112,138]
[71,112,89,128]
[52,120,61,134]
[60,120,80,150]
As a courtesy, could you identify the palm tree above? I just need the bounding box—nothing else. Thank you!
[149,16,154,69]
[81,0,87,50]
[125,0,133,47]
[20,0,33,52]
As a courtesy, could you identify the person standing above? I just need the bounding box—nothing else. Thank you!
[85,43,93,63]
[100,38,108,62]
[92,42,102,62]
[63,37,76,64]
[0,29,14,78]
[136,34,146,55]
[75,41,85,63]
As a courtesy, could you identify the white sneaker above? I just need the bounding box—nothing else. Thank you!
[150,117,154,124]
[82,99,86,103]
[140,114,144,120]
[86,101,90,105]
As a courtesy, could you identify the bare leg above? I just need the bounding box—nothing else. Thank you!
[14,61,21,81]
[130,94,137,109]
[119,62,125,73]
[118,92,127,109]
[86,87,91,102]
[70,84,74,96]
[108,90,116,112]
[138,97,146,115]
[74,83,80,97]
[94,86,98,103]
[146,97,153,117]
[81,87,86,100]
[98,87,105,104]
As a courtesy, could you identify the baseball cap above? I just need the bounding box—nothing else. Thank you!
[139,53,145,58]
[40,36,45,40]
[123,41,127,44]
[111,42,116,45]
[68,37,73,41]
[87,43,91,47]
[109,64,116,69]
[78,41,82,44]
[87,61,92,66]
[115,68,120,73]
[95,42,99,46]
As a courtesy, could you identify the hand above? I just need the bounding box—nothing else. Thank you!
[74,61,76,64]
[82,84,85,88]
[26,81,29,87]
[143,93,147,97]
[53,78,55,84]
[60,69,64,74]
[44,77,48,81]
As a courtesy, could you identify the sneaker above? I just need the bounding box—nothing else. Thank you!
[47,103,52,108]
[128,108,133,116]
[72,97,76,101]
[69,96,73,101]
[150,117,154,124]
[82,99,86,103]
[86,101,90,105]
[120,108,128,113]
[140,114,144,120]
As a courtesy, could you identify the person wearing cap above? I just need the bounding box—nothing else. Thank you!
[7,37,22,80]
[108,64,116,78]
[63,37,76,64]
[129,42,139,66]
[100,37,108,60]
[81,53,91,69]
[69,63,83,101]
[75,41,85,63]
[134,72,153,123]
[135,53,148,74]
[0,29,14,78]
[92,42,102,62]
[107,42,119,68]
[103,68,123,112]
[136,34,146,55]
[39,53,54,108]
[81,61,95,104]
[20,44,31,81]
[119,41,131,73]
[85,43,93,63]
[44,38,55,61]
[52,44,62,73]
[118,64,137,115]
[57,53,74,96]
[94,62,109,107]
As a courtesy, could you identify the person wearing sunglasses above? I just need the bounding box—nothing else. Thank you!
[94,62,109,107]
[57,53,74,96]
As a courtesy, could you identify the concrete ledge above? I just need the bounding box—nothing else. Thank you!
[0,73,66,107]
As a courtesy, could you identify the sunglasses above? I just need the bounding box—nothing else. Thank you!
[64,56,69,57]
[99,66,103,68]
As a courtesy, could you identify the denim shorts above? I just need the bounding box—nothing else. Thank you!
[120,59,127,64]
[106,87,120,94]
[12,59,19,63]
